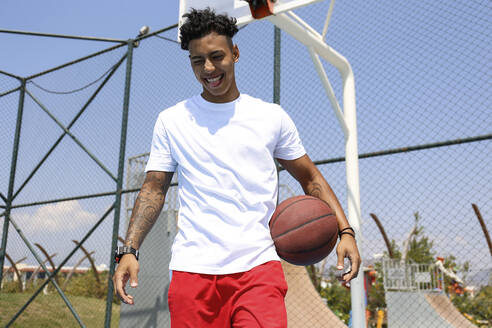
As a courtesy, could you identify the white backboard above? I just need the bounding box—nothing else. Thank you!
[179,0,322,30]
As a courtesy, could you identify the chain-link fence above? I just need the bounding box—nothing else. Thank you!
[1,0,491,327]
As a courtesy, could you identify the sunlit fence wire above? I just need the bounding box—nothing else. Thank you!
[1,0,491,327]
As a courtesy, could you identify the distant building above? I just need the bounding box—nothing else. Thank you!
[1,263,108,290]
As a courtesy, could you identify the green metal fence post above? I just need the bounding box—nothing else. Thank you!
[274,26,282,191]
[273,26,281,105]
[104,40,134,327]
[0,79,25,286]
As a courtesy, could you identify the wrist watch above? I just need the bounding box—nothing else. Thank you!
[114,246,139,263]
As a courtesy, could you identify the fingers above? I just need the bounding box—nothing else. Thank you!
[336,249,345,271]
[335,247,349,282]
[129,265,139,288]
[342,251,361,283]
[113,268,135,305]
[113,258,140,305]
[336,238,362,283]
[348,253,361,280]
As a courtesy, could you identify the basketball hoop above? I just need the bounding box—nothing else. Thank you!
[244,0,275,19]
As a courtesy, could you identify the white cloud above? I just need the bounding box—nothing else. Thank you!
[14,200,98,233]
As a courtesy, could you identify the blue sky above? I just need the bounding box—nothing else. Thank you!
[0,0,180,76]
[1,0,490,282]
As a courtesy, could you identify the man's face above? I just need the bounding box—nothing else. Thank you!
[188,32,240,103]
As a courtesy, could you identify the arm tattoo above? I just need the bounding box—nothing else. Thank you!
[308,182,322,198]
[124,172,172,249]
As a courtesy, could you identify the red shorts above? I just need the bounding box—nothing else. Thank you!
[168,261,288,328]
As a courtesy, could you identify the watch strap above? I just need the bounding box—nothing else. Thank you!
[114,246,139,263]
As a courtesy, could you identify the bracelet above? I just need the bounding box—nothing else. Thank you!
[339,227,355,239]
[340,231,356,239]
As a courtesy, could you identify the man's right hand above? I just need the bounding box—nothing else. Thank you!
[113,254,139,305]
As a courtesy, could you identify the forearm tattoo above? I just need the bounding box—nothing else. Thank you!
[124,173,170,249]
[308,182,322,198]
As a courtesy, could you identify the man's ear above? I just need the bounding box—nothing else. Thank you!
[233,45,240,63]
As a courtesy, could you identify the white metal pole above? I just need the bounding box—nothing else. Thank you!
[307,48,349,137]
[268,13,366,328]
[322,0,336,40]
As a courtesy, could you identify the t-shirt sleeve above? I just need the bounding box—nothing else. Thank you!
[145,114,177,172]
[273,107,306,160]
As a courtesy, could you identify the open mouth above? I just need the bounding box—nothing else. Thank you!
[203,74,224,88]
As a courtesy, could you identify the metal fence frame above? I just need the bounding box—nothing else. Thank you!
[0,24,177,328]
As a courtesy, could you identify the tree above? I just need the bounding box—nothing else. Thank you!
[402,212,434,264]
[387,239,402,260]
[406,227,434,264]
[453,285,492,325]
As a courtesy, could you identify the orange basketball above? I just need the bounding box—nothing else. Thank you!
[269,195,338,266]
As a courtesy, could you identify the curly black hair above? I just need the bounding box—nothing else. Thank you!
[180,7,239,50]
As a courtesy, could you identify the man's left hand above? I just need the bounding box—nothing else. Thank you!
[335,235,361,283]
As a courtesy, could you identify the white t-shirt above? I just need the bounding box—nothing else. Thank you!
[145,94,306,274]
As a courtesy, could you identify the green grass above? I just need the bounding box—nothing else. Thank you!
[0,293,120,327]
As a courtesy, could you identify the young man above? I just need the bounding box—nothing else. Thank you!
[113,8,361,327]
